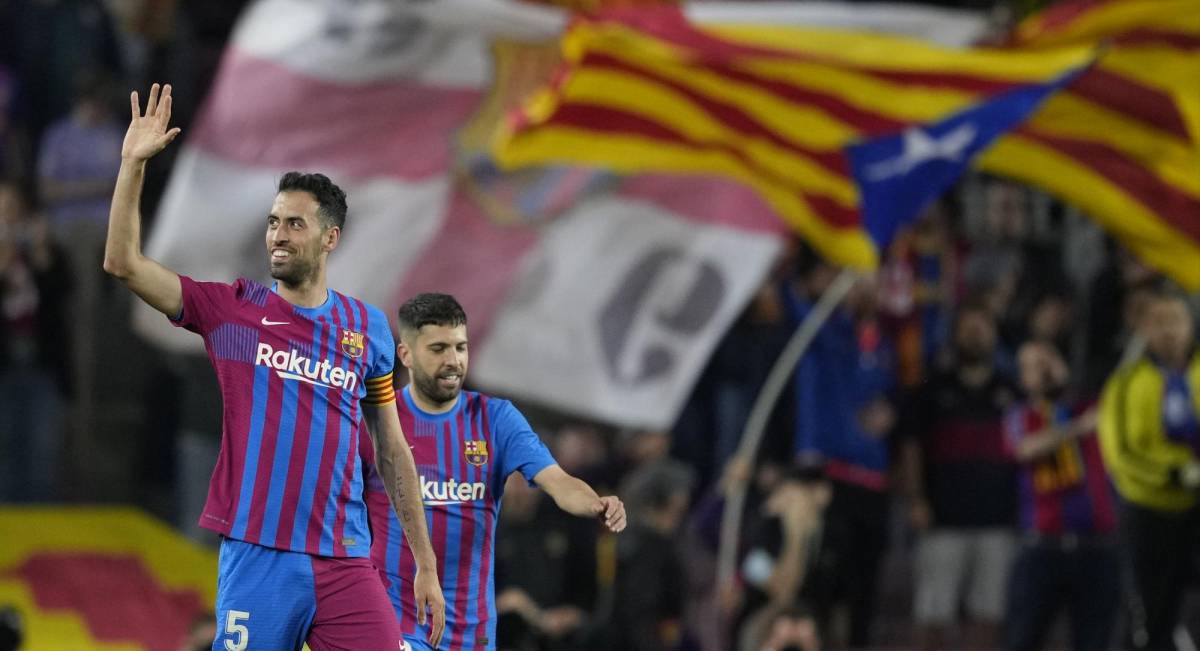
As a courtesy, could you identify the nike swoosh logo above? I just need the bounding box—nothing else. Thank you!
[261,317,290,326]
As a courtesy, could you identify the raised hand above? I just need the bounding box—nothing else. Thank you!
[123,83,182,161]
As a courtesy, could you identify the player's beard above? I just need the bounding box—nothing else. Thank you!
[412,363,462,407]
[269,248,319,288]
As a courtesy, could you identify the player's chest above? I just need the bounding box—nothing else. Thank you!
[220,304,373,389]
[405,420,496,506]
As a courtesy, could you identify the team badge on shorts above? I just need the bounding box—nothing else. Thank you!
[341,329,365,358]
[464,440,489,466]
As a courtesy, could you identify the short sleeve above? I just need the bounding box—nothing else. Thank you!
[363,305,397,406]
[169,275,236,336]
[493,400,556,484]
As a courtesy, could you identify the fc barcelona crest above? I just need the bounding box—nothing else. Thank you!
[341,329,365,358]
[464,440,489,466]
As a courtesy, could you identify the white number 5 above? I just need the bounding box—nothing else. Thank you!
[224,610,249,651]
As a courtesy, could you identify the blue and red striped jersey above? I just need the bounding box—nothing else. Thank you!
[1004,401,1116,536]
[170,275,396,557]
[361,387,556,651]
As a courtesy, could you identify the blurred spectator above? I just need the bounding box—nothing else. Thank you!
[1099,286,1200,651]
[176,613,215,651]
[35,67,123,489]
[0,65,21,180]
[737,463,831,641]
[0,181,71,502]
[617,428,671,476]
[672,271,794,491]
[879,202,962,389]
[37,70,122,234]
[0,605,20,651]
[590,459,694,651]
[678,456,752,651]
[1002,341,1118,651]
[784,265,897,648]
[900,302,1019,650]
[739,602,821,651]
[551,423,613,490]
[1023,292,1073,359]
[496,474,597,651]
[1,0,121,141]
[1083,245,1161,394]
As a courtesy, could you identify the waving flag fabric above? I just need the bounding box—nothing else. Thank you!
[492,6,1093,269]
[979,0,1200,289]
[0,508,216,651]
[849,68,1083,248]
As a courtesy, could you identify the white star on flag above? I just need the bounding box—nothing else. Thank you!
[865,123,978,181]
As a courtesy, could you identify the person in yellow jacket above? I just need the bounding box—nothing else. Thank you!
[1099,287,1200,651]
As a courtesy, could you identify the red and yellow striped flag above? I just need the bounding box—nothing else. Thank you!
[981,0,1200,289]
[493,6,1093,270]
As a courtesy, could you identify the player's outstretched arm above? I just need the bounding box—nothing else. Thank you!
[534,465,626,533]
[363,403,447,648]
[102,83,184,317]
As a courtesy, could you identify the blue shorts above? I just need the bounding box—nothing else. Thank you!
[212,537,401,651]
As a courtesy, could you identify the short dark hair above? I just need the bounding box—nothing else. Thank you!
[397,293,468,335]
[277,171,347,231]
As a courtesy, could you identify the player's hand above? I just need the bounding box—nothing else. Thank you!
[123,83,181,161]
[414,567,446,648]
[594,495,626,533]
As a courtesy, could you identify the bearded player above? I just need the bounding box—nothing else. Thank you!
[360,293,626,651]
[103,84,445,650]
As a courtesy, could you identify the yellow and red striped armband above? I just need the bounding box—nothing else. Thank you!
[363,372,396,406]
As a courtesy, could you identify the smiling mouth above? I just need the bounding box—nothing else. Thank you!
[271,249,293,263]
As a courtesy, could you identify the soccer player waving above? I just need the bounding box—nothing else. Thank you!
[360,293,626,651]
[103,84,445,650]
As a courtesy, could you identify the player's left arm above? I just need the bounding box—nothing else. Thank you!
[534,465,626,533]
[362,401,447,647]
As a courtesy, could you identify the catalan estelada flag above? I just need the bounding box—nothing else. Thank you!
[0,508,216,650]
[980,0,1200,289]
[492,6,1093,270]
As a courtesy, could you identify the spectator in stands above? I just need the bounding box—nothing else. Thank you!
[1084,245,1161,394]
[591,459,694,651]
[900,301,1019,650]
[1002,341,1118,651]
[737,463,831,643]
[36,69,123,441]
[784,262,897,648]
[37,69,122,243]
[1099,285,1200,651]
[0,65,21,180]
[739,602,821,651]
[878,202,961,389]
[1024,292,1073,359]
[496,474,597,651]
[0,0,121,142]
[673,267,794,491]
[0,605,20,651]
[0,181,71,502]
[552,423,613,491]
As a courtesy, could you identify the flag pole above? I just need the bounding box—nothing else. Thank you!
[716,267,858,592]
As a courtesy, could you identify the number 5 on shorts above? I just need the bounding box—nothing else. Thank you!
[224,610,249,651]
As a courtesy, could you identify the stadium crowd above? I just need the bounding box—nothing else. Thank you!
[1,1,1199,651]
